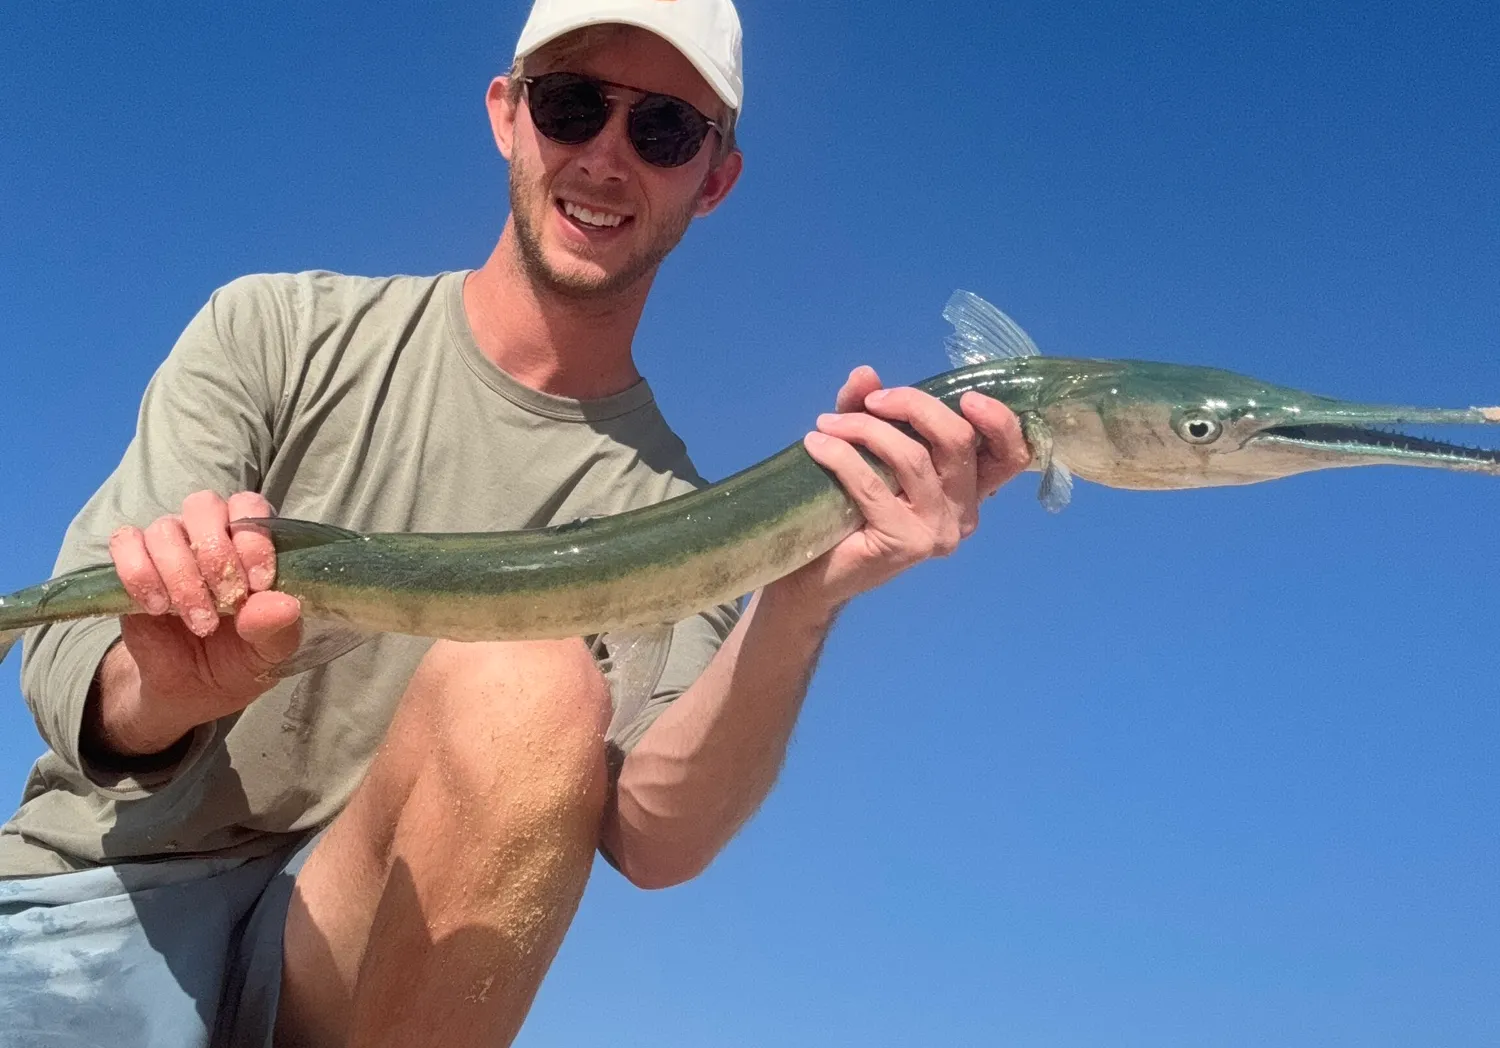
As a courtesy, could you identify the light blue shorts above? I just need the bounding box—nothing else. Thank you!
[0,832,318,1048]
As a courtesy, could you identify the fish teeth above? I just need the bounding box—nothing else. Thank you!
[562,201,625,228]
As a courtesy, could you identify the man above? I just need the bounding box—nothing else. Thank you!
[0,0,1029,1044]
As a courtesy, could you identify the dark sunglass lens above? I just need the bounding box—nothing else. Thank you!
[628,94,710,167]
[527,73,609,144]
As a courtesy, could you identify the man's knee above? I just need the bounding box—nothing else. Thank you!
[401,638,612,822]
[277,641,612,1048]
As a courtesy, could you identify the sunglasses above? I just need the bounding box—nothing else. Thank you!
[518,71,723,169]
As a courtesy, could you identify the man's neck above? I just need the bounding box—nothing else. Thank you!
[463,224,649,401]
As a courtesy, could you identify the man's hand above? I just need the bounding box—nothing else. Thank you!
[775,365,1031,614]
[89,490,302,758]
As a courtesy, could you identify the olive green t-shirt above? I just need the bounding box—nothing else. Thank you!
[1,270,738,876]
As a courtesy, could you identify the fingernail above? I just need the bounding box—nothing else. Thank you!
[867,389,888,404]
[249,565,273,591]
[145,595,170,615]
[816,413,839,427]
[805,432,830,448]
[188,609,217,636]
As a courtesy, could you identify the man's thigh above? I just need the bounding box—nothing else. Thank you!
[277,638,611,1046]
[0,836,313,1048]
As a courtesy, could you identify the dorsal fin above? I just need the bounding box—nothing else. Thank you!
[943,290,1042,366]
[234,517,365,553]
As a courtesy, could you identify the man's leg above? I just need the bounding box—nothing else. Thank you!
[275,638,612,1048]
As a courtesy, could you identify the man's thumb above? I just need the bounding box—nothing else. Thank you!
[236,592,303,665]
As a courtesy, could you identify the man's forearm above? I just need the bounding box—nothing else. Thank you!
[82,642,189,761]
[603,579,839,888]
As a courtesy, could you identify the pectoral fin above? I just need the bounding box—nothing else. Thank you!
[269,621,377,678]
[1021,414,1073,513]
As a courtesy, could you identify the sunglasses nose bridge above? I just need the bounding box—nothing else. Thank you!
[570,102,636,178]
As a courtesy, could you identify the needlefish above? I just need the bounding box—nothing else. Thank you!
[4,290,1499,669]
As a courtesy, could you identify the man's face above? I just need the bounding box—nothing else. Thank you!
[489,26,741,299]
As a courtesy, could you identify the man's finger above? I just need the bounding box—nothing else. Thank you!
[960,393,1031,496]
[833,365,882,414]
[227,492,278,592]
[803,431,907,523]
[862,386,981,531]
[142,516,219,637]
[110,525,170,615]
[806,416,957,562]
[815,411,948,512]
[181,491,249,611]
[234,591,302,666]
[863,387,975,451]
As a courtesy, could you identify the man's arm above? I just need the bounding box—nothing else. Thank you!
[603,367,1031,888]
[21,276,293,788]
[602,583,833,888]
[83,489,303,763]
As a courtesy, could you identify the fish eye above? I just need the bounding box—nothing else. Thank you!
[1175,414,1223,445]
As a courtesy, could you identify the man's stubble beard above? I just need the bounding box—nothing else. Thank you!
[509,152,700,300]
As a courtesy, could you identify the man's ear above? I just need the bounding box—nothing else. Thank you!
[487,76,518,161]
[694,149,743,217]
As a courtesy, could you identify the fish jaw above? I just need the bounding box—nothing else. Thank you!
[1030,360,1500,490]
[1223,393,1500,482]
[1243,420,1500,478]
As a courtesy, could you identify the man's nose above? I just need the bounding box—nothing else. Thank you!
[573,104,634,181]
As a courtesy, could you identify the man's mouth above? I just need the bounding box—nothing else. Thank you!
[559,199,630,230]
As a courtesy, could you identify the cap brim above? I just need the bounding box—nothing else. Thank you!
[515,12,740,113]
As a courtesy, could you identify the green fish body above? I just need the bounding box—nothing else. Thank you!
[4,292,1497,662]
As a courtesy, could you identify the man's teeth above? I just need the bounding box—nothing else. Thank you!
[562,201,625,228]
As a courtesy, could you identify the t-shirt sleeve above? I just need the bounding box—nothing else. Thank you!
[19,275,292,795]
[601,598,741,764]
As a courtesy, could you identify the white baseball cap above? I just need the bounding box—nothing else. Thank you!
[514,0,744,114]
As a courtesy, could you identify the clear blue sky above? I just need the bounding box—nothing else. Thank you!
[3,2,1498,1044]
